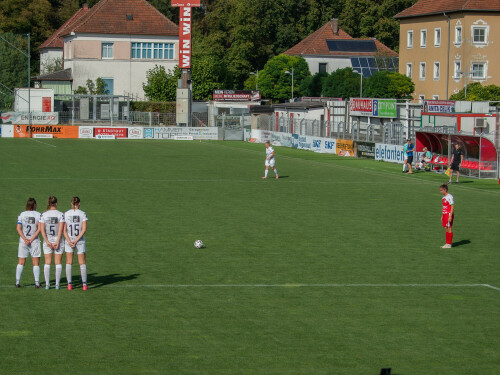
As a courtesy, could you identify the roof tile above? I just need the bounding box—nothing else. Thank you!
[395,0,500,18]
[284,19,397,57]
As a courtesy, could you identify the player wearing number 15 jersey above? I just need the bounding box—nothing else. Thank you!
[40,196,65,290]
[63,197,88,290]
[15,198,42,288]
[440,184,455,249]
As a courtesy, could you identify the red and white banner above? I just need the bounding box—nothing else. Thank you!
[179,7,192,69]
[349,99,373,116]
[94,127,128,139]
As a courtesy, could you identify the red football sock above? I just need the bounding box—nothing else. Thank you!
[449,232,453,245]
[445,232,452,245]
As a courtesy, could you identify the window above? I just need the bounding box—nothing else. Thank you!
[407,31,413,48]
[472,27,487,44]
[433,62,440,80]
[420,62,426,80]
[406,63,412,78]
[420,30,427,47]
[454,61,462,78]
[102,42,114,59]
[471,63,486,79]
[419,95,425,101]
[319,63,327,74]
[102,78,114,94]
[131,42,175,60]
[434,28,441,46]
[455,26,462,44]
[433,95,439,100]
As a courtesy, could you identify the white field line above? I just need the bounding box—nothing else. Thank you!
[90,283,496,289]
[1,283,498,291]
[483,284,500,291]
[30,138,57,148]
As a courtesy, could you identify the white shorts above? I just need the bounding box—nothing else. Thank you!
[43,239,65,255]
[265,158,276,168]
[18,239,41,258]
[65,241,86,255]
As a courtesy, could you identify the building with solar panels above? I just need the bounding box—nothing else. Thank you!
[284,19,399,78]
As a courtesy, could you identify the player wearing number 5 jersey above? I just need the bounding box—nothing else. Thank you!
[40,196,65,290]
[63,197,88,290]
[440,184,455,249]
[15,198,42,288]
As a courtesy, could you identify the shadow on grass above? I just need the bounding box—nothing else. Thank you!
[277,175,289,179]
[452,239,471,248]
[76,273,140,289]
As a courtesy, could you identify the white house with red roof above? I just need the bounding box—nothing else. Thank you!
[37,0,178,99]
[284,19,398,77]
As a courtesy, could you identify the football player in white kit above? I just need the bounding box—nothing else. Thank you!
[15,198,42,288]
[63,197,88,290]
[40,196,65,290]
[262,141,279,179]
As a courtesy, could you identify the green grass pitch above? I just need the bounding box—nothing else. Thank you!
[0,138,499,374]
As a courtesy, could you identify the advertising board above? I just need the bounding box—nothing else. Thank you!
[144,127,219,140]
[0,112,58,125]
[336,139,354,156]
[213,90,261,102]
[375,143,406,163]
[270,132,293,147]
[423,100,455,113]
[350,99,397,118]
[79,126,94,139]
[354,141,376,159]
[178,7,192,69]
[249,129,272,143]
[127,127,144,139]
[13,125,78,138]
[94,127,128,139]
[291,134,337,154]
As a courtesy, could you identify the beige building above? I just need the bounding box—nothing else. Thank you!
[395,0,500,100]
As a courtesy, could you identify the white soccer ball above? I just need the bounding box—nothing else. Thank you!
[194,240,204,249]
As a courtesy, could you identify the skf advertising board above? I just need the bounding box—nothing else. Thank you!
[13,125,78,138]
[350,99,397,118]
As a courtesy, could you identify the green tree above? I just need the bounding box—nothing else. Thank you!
[258,54,310,102]
[143,65,180,102]
[450,82,500,101]
[299,72,328,97]
[191,56,225,100]
[0,33,29,109]
[73,78,107,95]
[322,67,363,99]
[363,71,414,98]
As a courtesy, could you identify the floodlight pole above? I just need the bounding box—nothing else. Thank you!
[285,67,294,101]
[28,33,31,136]
[250,69,259,90]
[353,70,363,98]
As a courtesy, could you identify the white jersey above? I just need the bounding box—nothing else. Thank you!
[40,210,65,243]
[64,209,88,242]
[266,146,275,160]
[17,210,41,239]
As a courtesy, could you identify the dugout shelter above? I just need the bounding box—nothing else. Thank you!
[415,131,498,179]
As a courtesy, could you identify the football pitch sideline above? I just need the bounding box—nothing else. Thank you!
[0,138,499,374]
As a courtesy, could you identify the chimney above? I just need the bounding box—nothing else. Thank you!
[330,18,338,35]
[83,3,88,10]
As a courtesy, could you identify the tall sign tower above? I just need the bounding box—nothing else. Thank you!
[172,1,201,126]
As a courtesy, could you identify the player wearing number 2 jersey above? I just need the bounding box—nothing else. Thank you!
[15,198,42,288]
[40,196,65,290]
[440,184,455,249]
[63,197,88,290]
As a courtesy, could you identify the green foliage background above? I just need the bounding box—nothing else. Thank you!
[0,0,417,97]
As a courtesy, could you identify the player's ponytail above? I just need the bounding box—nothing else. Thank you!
[25,197,36,211]
[46,196,58,211]
[71,196,80,209]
